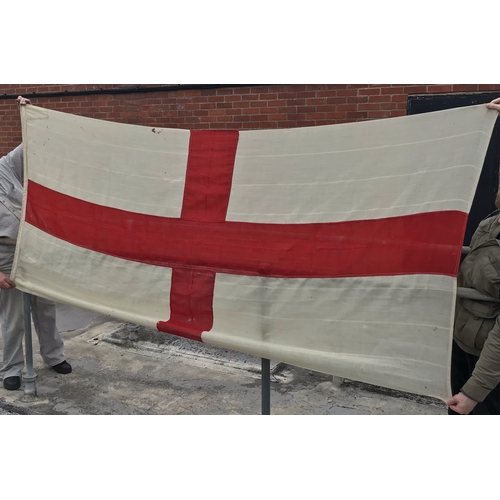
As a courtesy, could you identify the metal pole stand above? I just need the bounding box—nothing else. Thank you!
[21,293,37,402]
[262,358,271,415]
[127,322,140,341]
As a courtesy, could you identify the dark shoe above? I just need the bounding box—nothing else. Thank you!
[52,361,72,374]
[3,376,21,391]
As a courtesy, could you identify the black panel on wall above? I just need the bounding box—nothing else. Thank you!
[407,93,500,246]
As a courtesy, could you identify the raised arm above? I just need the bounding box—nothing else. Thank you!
[486,97,500,112]
[17,96,31,106]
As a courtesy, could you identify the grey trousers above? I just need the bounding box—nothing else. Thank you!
[0,258,65,379]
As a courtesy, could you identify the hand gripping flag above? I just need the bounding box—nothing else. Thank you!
[13,104,497,400]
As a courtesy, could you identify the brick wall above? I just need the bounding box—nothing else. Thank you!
[1,84,499,156]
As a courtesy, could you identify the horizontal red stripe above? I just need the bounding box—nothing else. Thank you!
[25,181,467,278]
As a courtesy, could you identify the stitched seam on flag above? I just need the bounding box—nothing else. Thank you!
[231,164,478,187]
[239,131,490,158]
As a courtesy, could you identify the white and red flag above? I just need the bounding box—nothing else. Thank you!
[13,104,497,399]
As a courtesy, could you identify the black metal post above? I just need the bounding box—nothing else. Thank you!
[262,358,271,415]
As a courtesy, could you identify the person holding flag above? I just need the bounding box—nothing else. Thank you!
[487,97,500,113]
[0,96,72,391]
[446,97,500,414]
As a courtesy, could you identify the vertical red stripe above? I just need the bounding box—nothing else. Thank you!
[181,130,240,222]
[157,130,239,340]
[157,269,216,341]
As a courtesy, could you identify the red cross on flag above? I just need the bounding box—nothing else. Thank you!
[13,104,497,400]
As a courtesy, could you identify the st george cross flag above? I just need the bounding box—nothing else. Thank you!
[13,104,497,400]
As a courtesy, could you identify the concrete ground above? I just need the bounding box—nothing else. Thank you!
[0,303,448,415]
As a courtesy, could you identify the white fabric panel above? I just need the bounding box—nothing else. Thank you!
[22,105,190,217]
[14,225,171,329]
[206,274,455,399]
[228,105,495,223]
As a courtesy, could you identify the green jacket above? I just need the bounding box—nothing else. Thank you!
[455,212,500,402]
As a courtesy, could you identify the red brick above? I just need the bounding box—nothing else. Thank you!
[259,107,276,115]
[268,114,287,121]
[214,89,233,98]
[367,110,392,119]
[391,94,408,102]
[312,105,333,115]
[258,93,278,100]
[305,113,326,120]
[306,98,328,105]
[316,90,339,98]
[305,85,328,92]
[368,95,391,103]
[280,92,297,99]
[233,87,253,95]
[276,121,298,128]
[325,112,346,119]
[216,115,233,122]
[390,110,407,117]
[478,84,500,91]
[296,91,316,99]
[427,85,454,93]
[297,106,316,113]
[381,86,404,94]
[336,104,358,112]
[216,102,233,109]
[452,84,479,92]
[346,111,367,119]
[358,103,381,111]
[358,88,381,95]
[191,96,209,103]
[326,97,348,105]
[404,86,427,94]
[338,89,359,97]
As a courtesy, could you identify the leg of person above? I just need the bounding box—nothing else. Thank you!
[30,295,71,374]
[450,340,499,415]
[449,340,473,415]
[0,286,26,390]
